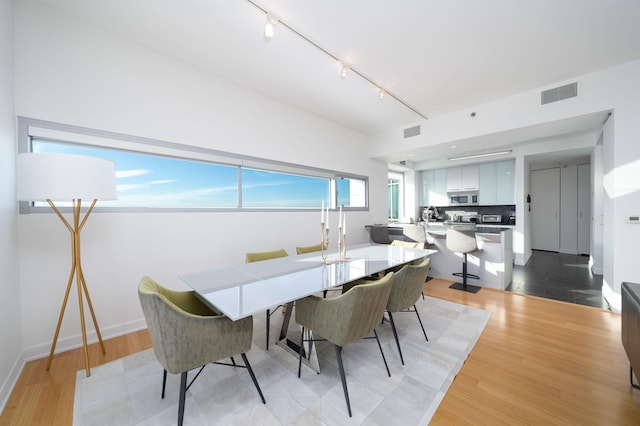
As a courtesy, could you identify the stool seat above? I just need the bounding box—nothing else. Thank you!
[446,229,481,293]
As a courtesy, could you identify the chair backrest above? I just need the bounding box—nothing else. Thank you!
[329,272,395,346]
[368,226,391,244]
[402,225,427,243]
[296,243,326,255]
[245,248,289,263]
[446,229,477,254]
[386,257,431,312]
[391,240,425,249]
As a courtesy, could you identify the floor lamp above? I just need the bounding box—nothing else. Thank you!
[17,152,117,377]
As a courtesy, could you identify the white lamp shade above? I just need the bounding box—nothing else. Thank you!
[17,153,118,201]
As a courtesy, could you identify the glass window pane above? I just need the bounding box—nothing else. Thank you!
[337,176,366,208]
[32,140,239,208]
[388,179,399,220]
[242,168,329,208]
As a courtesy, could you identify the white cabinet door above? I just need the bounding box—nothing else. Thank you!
[432,168,448,205]
[577,163,591,255]
[421,168,448,206]
[446,167,462,192]
[478,163,497,205]
[496,160,515,204]
[560,165,578,254]
[531,168,560,251]
[462,165,479,190]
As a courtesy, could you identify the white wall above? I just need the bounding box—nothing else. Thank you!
[13,1,387,358]
[371,60,640,310]
[0,0,21,411]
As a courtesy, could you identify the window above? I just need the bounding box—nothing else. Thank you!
[18,117,368,212]
[388,171,403,222]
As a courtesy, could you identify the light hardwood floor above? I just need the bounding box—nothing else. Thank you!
[1,278,639,425]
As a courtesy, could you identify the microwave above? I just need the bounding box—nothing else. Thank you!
[449,192,478,206]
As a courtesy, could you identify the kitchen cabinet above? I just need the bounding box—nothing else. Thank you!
[496,160,515,204]
[421,168,447,206]
[478,160,514,205]
[447,165,478,192]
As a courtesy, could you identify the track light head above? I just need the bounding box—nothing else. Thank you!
[263,14,276,42]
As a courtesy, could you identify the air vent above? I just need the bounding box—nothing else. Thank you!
[403,125,421,138]
[541,82,578,105]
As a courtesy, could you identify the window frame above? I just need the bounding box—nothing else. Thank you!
[17,117,369,214]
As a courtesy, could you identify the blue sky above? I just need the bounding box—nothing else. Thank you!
[33,140,343,208]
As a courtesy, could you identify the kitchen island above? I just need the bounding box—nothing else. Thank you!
[365,223,513,290]
[424,223,513,290]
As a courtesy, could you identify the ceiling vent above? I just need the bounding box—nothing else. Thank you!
[541,82,577,105]
[403,125,421,138]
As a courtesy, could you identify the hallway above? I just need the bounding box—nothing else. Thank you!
[507,250,608,309]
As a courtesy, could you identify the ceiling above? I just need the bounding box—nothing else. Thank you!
[36,0,640,163]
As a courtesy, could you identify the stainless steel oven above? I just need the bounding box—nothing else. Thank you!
[448,192,478,206]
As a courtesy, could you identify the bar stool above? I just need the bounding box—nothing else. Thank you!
[446,228,481,293]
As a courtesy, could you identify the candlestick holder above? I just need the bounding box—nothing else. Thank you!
[320,223,330,265]
[338,226,348,262]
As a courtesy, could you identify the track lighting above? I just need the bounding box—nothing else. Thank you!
[245,0,427,119]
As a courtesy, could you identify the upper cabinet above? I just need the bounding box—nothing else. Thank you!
[446,165,479,192]
[479,159,515,205]
[421,168,447,206]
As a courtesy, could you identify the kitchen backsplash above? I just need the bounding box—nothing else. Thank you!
[419,205,516,225]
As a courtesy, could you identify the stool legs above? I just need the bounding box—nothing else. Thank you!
[449,253,481,293]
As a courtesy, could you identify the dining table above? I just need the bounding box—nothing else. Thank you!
[179,243,437,371]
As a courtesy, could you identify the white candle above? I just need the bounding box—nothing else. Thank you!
[321,200,324,224]
[339,205,343,228]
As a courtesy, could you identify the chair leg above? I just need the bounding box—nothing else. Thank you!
[266,309,270,350]
[298,326,304,378]
[334,345,352,417]
[241,353,266,404]
[631,366,640,390]
[414,304,429,342]
[387,311,404,366]
[161,369,167,399]
[178,372,187,426]
[374,329,391,377]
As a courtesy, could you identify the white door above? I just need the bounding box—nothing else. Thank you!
[577,164,591,254]
[560,165,578,254]
[531,168,560,251]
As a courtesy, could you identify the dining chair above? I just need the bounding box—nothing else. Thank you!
[295,272,395,417]
[138,276,265,426]
[246,248,289,349]
[385,257,431,365]
[295,243,326,255]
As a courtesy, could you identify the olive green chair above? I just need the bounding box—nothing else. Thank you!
[245,248,289,350]
[295,243,326,255]
[295,272,395,417]
[385,257,431,365]
[138,276,265,426]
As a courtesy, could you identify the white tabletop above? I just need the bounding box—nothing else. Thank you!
[180,243,437,320]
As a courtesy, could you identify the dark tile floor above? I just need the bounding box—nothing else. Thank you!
[506,250,609,310]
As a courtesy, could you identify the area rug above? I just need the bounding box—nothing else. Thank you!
[74,296,490,425]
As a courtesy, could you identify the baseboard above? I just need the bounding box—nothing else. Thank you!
[22,318,147,362]
[0,352,26,415]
